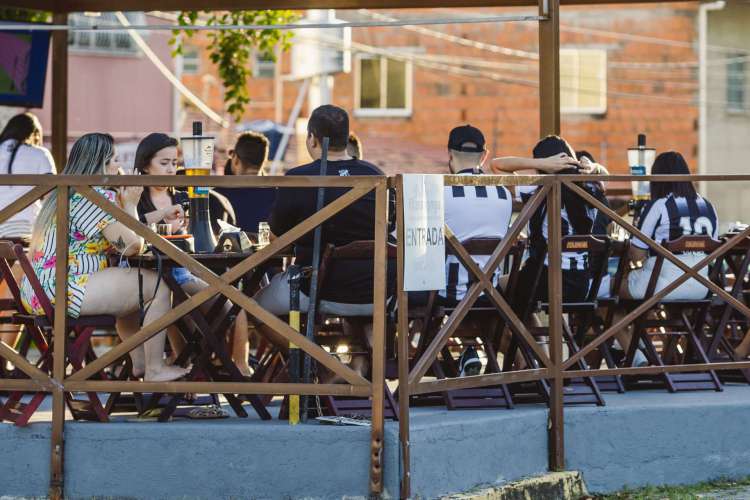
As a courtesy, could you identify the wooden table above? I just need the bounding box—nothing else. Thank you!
[130,250,285,421]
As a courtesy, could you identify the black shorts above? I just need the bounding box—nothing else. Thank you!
[512,258,590,317]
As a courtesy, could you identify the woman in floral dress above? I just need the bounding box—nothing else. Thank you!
[20,133,188,382]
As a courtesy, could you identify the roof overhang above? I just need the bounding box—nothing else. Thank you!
[8,0,694,13]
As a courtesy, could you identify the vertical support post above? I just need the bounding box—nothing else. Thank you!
[49,187,69,500]
[369,180,387,495]
[51,13,69,169]
[538,0,561,137]
[547,181,564,471]
[396,175,411,498]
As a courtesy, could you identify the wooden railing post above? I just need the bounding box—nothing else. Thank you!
[547,180,565,471]
[51,13,69,169]
[370,180,388,495]
[50,186,69,500]
[539,0,561,137]
[395,175,411,498]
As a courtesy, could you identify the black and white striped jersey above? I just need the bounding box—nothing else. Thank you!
[517,184,597,270]
[632,194,718,253]
[442,169,513,302]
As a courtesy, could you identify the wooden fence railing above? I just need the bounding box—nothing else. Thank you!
[0,174,388,498]
[3,174,750,499]
[394,173,750,498]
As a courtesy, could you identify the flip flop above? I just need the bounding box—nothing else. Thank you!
[186,406,229,420]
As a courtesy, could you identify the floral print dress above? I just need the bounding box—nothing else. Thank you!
[20,188,117,318]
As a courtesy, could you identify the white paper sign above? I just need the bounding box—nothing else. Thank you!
[403,174,446,291]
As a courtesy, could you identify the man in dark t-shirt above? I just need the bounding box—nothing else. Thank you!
[215,131,275,234]
[255,105,384,316]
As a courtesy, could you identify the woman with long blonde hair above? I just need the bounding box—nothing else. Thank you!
[21,133,188,382]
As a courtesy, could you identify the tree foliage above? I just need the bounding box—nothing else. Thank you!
[0,8,50,23]
[171,10,297,120]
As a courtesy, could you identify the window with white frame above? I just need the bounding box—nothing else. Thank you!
[254,51,276,79]
[68,12,145,55]
[355,54,412,117]
[727,54,746,113]
[560,49,607,114]
[182,47,200,75]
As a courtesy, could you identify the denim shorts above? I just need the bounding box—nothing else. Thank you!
[172,267,197,286]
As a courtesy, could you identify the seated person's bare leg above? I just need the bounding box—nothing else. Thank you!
[735,330,750,359]
[165,325,186,365]
[181,277,251,375]
[80,267,189,382]
[232,310,252,376]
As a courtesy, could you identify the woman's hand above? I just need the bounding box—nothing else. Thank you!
[540,153,580,173]
[163,204,186,233]
[118,186,143,208]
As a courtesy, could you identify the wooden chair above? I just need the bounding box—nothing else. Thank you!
[504,235,607,406]
[701,235,750,384]
[0,242,114,425]
[297,240,399,420]
[619,235,723,392]
[411,238,522,410]
[577,238,628,393]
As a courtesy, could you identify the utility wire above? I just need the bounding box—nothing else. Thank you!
[114,11,229,128]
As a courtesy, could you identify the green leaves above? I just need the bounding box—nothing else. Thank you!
[0,8,51,23]
[170,10,297,121]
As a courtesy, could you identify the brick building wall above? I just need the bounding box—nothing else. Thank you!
[181,4,699,175]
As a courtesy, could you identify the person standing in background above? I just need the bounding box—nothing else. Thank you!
[0,112,55,352]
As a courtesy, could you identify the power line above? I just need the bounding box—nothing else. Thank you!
[357,9,540,60]
[113,11,229,128]
[357,8,749,68]
[431,7,749,55]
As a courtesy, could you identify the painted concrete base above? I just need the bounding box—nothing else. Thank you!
[3,385,750,499]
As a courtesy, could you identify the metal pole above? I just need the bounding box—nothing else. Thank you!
[51,13,68,170]
[547,181,565,471]
[396,175,411,498]
[301,137,329,420]
[288,265,302,425]
[538,0,561,137]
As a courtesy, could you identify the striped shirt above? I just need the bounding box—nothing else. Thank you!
[518,184,597,270]
[20,188,117,318]
[633,194,718,253]
[442,169,513,302]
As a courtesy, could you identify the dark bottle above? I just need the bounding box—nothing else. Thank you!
[186,121,217,253]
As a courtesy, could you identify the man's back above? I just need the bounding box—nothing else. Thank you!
[442,170,513,302]
[269,158,384,303]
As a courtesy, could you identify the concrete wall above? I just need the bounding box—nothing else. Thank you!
[704,1,750,228]
[566,388,750,493]
[34,13,173,143]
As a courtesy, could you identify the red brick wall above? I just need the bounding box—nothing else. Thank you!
[182,4,699,175]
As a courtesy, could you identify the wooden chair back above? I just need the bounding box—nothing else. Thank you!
[12,243,56,321]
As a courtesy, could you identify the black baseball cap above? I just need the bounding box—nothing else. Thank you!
[448,125,485,153]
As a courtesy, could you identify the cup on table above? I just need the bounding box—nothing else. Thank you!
[258,222,271,248]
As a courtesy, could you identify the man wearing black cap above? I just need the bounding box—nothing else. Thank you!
[443,125,513,376]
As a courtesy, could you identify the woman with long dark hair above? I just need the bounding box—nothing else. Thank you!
[0,112,55,237]
[20,133,188,382]
[0,113,55,351]
[134,133,251,375]
[623,151,718,300]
